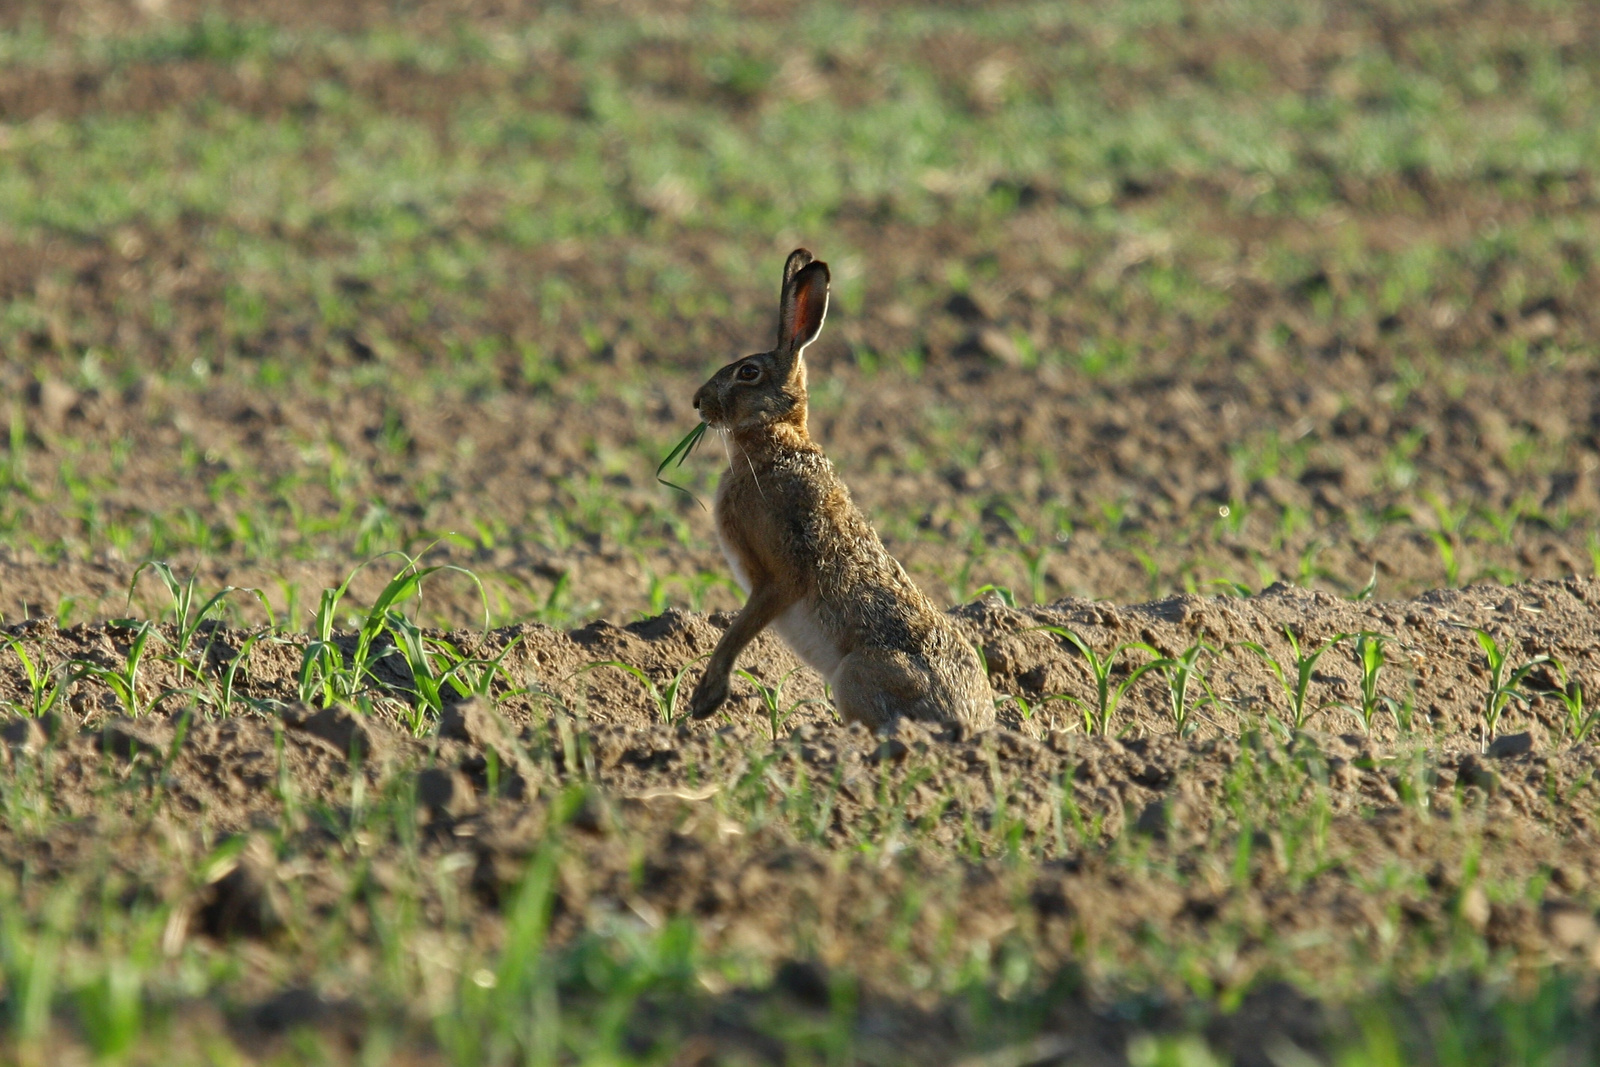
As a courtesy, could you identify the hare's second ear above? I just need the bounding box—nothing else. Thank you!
[777,258,830,358]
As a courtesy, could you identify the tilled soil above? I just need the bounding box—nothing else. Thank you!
[6,580,1600,1061]
[3,1,1600,1060]
[0,0,1598,626]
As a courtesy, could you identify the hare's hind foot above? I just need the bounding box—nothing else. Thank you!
[832,649,992,733]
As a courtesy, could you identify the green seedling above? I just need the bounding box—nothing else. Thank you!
[129,561,271,668]
[70,621,177,717]
[130,562,274,711]
[1146,641,1218,737]
[1540,661,1595,744]
[434,634,530,702]
[994,506,1055,604]
[1034,626,1162,736]
[385,625,530,733]
[297,552,486,710]
[186,632,266,717]
[1296,540,1335,587]
[972,583,1018,608]
[1238,627,1352,736]
[529,570,598,628]
[1129,546,1162,599]
[1207,578,1254,598]
[0,634,66,719]
[1430,530,1461,587]
[1423,494,1470,588]
[1351,565,1378,602]
[0,881,78,1045]
[1473,629,1551,750]
[0,407,32,498]
[941,533,991,604]
[736,667,826,741]
[1331,632,1398,734]
[994,691,1075,736]
[1019,547,1052,605]
[382,612,462,732]
[655,422,708,507]
[297,571,385,708]
[581,655,709,725]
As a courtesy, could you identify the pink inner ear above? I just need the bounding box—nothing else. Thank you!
[792,287,814,339]
[792,275,825,343]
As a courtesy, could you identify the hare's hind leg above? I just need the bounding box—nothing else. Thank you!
[831,649,930,731]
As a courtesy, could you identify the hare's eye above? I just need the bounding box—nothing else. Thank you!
[736,364,761,382]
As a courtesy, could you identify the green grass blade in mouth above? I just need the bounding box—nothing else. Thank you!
[655,422,709,508]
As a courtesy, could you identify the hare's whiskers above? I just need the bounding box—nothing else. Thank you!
[721,429,766,501]
[743,448,766,501]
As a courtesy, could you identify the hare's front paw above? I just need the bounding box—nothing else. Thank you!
[688,673,730,719]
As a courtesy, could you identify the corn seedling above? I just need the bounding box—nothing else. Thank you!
[0,880,78,1046]
[0,408,32,497]
[1208,578,1254,598]
[386,625,531,733]
[1237,627,1352,736]
[529,570,598,627]
[436,634,531,702]
[972,583,1018,608]
[1034,626,1162,736]
[1422,496,1471,589]
[1544,665,1595,745]
[71,621,176,717]
[1351,565,1378,602]
[580,654,708,724]
[941,534,992,604]
[297,553,485,709]
[1388,680,1421,736]
[129,562,271,680]
[994,692,1074,737]
[186,632,266,716]
[297,558,394,707]
[1129,546,1163,599]
[1296,541,1335,587]
[1146,641,1218,737]
[0,634,66,719]
[382,612,464,732]
[1472,629,1550,750]
[1331,632,1398,734]
[735,667,826,741]
[995,506,1054,604]
[1019,547,1053,605]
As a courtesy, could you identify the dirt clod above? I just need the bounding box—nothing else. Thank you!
[1487,731,1535,759]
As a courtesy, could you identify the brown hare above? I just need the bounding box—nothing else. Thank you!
[687,248,994,733]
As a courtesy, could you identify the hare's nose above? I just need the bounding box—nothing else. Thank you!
[691,386,705,410]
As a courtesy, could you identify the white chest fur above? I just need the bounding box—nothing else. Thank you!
[770,598,845,680]
[715,522,844,682]
[716,529,753,595]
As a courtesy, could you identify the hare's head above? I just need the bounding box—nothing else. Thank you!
[694,248,829,438]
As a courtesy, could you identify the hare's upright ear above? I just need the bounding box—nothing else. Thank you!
[775,250,830,371]
[781,247,814,292]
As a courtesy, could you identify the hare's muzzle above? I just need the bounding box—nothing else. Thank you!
[692,382,718,424]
